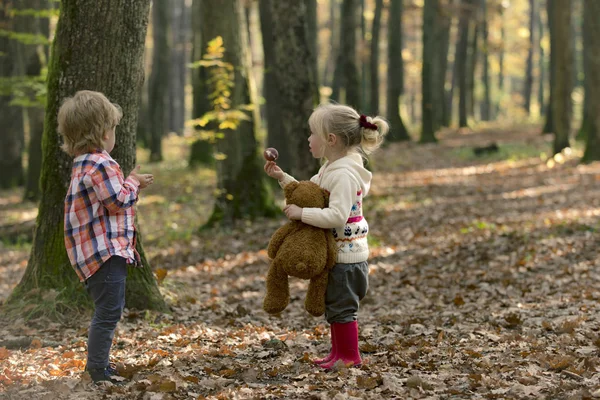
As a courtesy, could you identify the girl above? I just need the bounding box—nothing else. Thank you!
[264,103,388,369]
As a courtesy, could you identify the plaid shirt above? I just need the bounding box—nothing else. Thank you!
[64,150,141,282]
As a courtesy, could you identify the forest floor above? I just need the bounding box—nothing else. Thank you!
[2,122,600,399]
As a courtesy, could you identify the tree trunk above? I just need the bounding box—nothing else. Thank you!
[189,0,214,168]
[578,0,590,142]
[467,13,479,120]
[542,0,555,134]
[548,0,572,154]
[322,0,338,88]
[168,0,188,136]
[0,3,24,189]
[480,0,491,121]
[457,0,473,128]
[581,0,600,161]
[341,0,360,108]
[360,0,370,113]
[421,0,438,142]
[203,0,277,226]
[14,0,49,201]
[523,0,535,114]
[9,0,167,315]
[306,0,319,95]
[497,6,505,118]
[148,0,170,162]
[538,4,546,116]
[386,0,410,141]
[369,0,383,115]
[264,0,320,179]
[259,0,289,172]
[438,0,452,128]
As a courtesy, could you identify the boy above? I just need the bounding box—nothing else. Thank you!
[59,90,154,384]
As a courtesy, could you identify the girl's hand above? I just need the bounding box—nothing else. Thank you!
[283,204,302,220]
[264,161,284,181]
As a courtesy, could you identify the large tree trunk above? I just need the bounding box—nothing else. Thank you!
[548,0,572,154]
[168,0,188,136]
[259,0,289,172]
[421,0,438,142]
[581,0,600,161]
[10,0,167,315]
[0,3,24,189]
[262,0,320,180]
[148,0,170,162]
[480,0,491,121]
[203,0,276,226]
[386,0,409,141]
[369,0,383,115]
[523,0,535,114]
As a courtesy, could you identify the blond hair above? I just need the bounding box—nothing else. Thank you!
[308,103,389,157]
[58,90,122,156]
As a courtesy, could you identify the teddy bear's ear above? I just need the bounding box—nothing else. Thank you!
[284,181,299,198]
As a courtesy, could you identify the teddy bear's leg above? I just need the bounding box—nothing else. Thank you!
[263,259,290,315]
[304,270,328,317]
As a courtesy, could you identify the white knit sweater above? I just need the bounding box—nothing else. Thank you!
[279,153,372,263]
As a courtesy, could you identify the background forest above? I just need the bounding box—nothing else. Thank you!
[2,0,600,399]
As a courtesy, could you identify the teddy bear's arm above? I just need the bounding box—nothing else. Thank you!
[267,223,296,259]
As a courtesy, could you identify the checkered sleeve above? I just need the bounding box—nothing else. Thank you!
[90,160,139,213]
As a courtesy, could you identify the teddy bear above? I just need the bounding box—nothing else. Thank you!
[263,181,337,317]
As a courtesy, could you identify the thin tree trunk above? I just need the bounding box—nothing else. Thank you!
[10,0,167,315]
[360,0,370,113]
[322,0,337,88]
[341,0,361,108]
[0,3,24,189]
[438,0,452,127]
[548,0,572,154]
[538,6,545,117]
[582,0,600,161]
[467,15,479,120]
[523,0,535,114]
[386,0,409,141]
[148,0,170,162]
[457,0,473,128]
[542,0,555,134]
[497,7,505,118]
[168,0,187,136]
[370,0,383,115]
[421,0,438,142]
[480,0,491,120]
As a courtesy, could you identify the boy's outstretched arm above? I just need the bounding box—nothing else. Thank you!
[89,160,140,213]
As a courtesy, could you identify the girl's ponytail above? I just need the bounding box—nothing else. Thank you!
[359,115,389,155]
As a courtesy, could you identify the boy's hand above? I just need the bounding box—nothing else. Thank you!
[283,204,302,220]
[129,165,154,189]
[264,161,284,181]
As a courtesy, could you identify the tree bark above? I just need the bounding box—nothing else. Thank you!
[467,11,479,120]
[341,0,360,108]
[0,2,24,189]
[10,0,167,314]
[421,0,438,142]
[578,0,590,142]
[148,0,170,162]
[386,0,409,141]
[542,0,555,134]
[202,0,277,226]
[538,4,546,116]
[480,0,491,121]
[369,0,383,115]
[581,0,600,161]
[438,0,452,128]
[523,0,535,114]
[261,0,320,180]
[548,0,572,154]
[457,0,473,128]
[168,0,188,136]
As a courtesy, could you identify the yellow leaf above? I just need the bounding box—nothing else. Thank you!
[155,268,168,284]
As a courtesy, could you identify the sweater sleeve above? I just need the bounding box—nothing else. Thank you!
[301,174,357,229]
[278,173,297,188]
[90,160,139,213]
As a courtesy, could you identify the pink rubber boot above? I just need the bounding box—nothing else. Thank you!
[320,321,361,370]
[314,324,337,364]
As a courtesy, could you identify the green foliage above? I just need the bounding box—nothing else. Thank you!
[0,74,47,108]
[0,30,50,45]
[9,8,59,18]
[186,36,252,151]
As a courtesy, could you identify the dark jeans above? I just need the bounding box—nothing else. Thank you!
[84,256,127,370]
[325,261,369,324]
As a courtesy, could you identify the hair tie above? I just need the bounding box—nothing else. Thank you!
[359,115,378,131]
